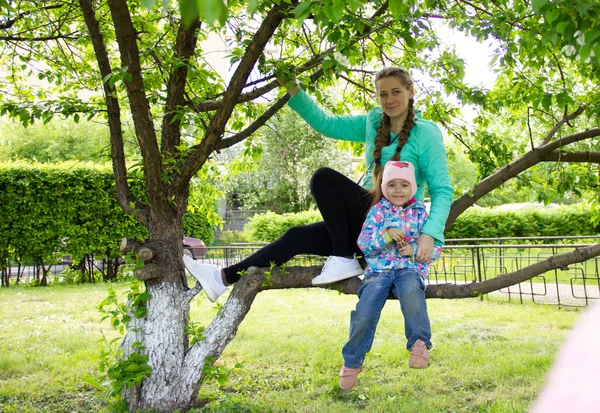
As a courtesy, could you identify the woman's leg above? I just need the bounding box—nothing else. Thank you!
[186,167,371,299]
[223,222,332,284]
[310,168,373,257]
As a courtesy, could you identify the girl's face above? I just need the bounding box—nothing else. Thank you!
[376,76,414,122]
[386,178,412,206]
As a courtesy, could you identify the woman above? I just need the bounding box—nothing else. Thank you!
[184,67,454,302]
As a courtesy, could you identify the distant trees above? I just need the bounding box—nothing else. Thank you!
[217,109,353,213]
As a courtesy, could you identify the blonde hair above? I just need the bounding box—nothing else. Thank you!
[370,67,416,208]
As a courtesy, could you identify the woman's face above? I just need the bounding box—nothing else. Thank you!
[376,76,414,121]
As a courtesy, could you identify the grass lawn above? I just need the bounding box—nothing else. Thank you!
[0,281,582,412]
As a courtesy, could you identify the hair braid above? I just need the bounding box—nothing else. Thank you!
[372,113,390,178]
[395,97,415,158]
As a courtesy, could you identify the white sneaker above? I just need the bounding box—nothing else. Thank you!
[312,255,364,286]
[183,255,227,302]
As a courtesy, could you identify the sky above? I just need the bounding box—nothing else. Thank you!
[201,23,499,91]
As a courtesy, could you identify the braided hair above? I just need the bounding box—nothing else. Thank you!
[370,67,416,208]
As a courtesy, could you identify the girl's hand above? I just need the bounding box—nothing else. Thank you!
[386,228,405,243]
[415,233,434,263]
[399,243,414,257]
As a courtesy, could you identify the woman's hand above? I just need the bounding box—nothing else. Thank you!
[415,233,434,263]
[275,67,300,96]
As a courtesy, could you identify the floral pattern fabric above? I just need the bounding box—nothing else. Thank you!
[357,198,442,280]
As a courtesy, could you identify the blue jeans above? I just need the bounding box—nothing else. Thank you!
[342,268,431,369]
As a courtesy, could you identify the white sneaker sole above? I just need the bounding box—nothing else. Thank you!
[311,268,364,286]
[182,256,222,302]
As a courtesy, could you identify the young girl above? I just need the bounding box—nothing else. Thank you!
[184,67,453,302]
[339,160,442,390]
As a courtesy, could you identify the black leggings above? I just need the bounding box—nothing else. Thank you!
[223,168,373,284]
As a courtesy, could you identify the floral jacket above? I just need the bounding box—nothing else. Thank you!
[357,198,443,279]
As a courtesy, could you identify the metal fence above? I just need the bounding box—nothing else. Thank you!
[198,236,600,308]
[7,236,600,308]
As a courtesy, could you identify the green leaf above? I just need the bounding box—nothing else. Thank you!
[179,0,199,27]
[247,0,259,14]
[545,8,561,25]
[532,0,547,13]
[389,0,403,19]
[197,0,228,25]
[555,21,570,34]
[579,41,594,62]
[555,92,566,107]
[141,0,158,8]
[82,375,107,391]
[294,1,312,23]
[542,93,552,110]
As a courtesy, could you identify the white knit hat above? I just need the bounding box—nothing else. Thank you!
[381,161,417,200]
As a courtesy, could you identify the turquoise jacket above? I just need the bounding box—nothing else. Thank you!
[288,89,454,244]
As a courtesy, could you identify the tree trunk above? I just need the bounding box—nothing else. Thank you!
[125,281,190,411]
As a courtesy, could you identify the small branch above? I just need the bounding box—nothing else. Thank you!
[0,34,79,41]
[217,67,324,150]
[339,74,374,94]
[527,106,534,150]
[217,95,290,150]
[541,104,587,145]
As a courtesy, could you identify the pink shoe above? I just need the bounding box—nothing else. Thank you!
[409,340,429,369]
[339,366,362,390]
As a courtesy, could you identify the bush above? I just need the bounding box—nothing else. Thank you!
[243,205,600,244]
[183,211,215,245]
[245,210,323,242]
[212,230,252,246]
[0,162,218,284]
[446,204,600,240]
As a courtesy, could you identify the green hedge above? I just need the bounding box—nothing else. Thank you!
[0,162,215,282]
[445,204,600,240]
[183,210,215,245]
[0,162,146,276]
[245,210,322,242]
[244,205,600,243]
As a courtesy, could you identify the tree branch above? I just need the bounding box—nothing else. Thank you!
[0,34,79,41]
[175,3,292,190]
[78,0,149,224]
[161,21,200,157]
[542,150,600,163]
[218,96,290,150]
[540,104,587,145]
[106,0,164,209]
[0,4,63,30]
[425,243,600,298]
[187,78,281,113]
[448,127,600,225]
[217,68,325,150]
[185,18,392,114]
